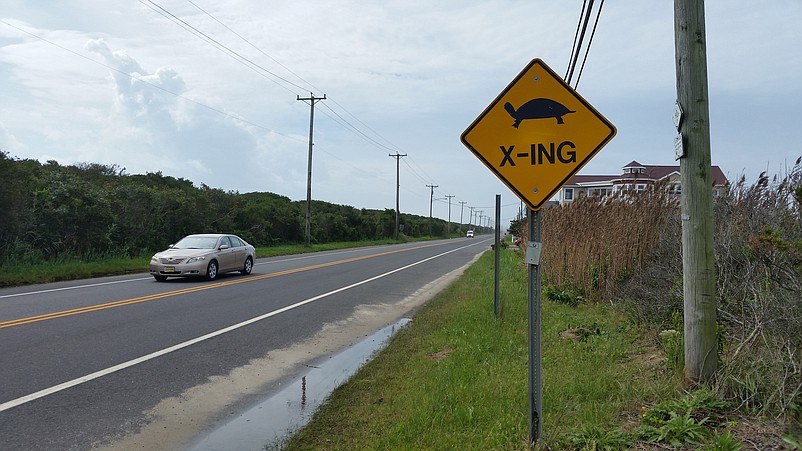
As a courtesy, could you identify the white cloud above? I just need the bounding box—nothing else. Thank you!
[0,121,24,153]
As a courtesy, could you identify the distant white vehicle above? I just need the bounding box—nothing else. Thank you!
[466,230,475,238]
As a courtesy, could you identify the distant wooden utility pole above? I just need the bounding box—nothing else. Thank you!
[297,92,326,246]
[426,184,438,236]
[389,153,407,239]
[445,195,455,234]
[674,0,717,383]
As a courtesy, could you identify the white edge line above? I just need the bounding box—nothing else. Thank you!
[0,277,153,299]
[0,241,485,412]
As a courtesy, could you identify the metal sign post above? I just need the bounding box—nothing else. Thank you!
[526,208,543,443]
[494,194,501,320]
[460,58,615,446]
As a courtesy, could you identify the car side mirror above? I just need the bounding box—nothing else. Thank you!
[219,244,230,250]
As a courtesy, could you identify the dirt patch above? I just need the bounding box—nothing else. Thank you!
[426,347,453,361]
[93,252,483,450]
[559,327,600,342]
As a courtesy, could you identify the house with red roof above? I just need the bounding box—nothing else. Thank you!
[557,161,729,204]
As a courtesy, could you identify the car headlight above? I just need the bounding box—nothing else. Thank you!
[186,256,207,264]
[150,256,158,263]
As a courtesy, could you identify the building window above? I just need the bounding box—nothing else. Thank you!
[564,188,574,201]
[636,184,646,193]
[669,184,681,197]
[588,187,612,197]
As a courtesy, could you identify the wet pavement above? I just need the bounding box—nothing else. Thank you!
[189,318,412,450]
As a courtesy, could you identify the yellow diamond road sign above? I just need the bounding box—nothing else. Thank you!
[461,58,616,210]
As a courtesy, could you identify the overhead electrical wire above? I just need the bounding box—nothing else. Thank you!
[172,0,446,199]
[565,0,588,83]
[141,0,442,198]
[565,0,593,86]
[186,0,404,154]
[564,0,606,89]
[138,0,307,94]
[185,0,312,92]
[183,0,408,160]
[574,0,605,89]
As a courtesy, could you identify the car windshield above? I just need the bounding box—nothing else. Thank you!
[172,236,219,249]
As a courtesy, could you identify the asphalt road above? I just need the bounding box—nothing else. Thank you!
[0,237,491,450]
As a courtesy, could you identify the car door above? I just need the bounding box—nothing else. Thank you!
[227,236,247,268]
[216,235,236,272]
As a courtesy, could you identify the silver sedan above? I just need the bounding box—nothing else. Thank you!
[149,234,255,282]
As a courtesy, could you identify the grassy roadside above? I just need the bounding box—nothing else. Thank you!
[0,237,455,288]
[281,249,680,450]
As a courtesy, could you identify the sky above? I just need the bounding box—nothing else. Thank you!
[2,1,801,228]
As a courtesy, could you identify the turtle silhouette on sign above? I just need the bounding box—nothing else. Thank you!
[504,98,575,127]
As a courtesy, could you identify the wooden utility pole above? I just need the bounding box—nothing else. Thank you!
[674,0,717,383]
[297,93,326,246]
[389,153,406,239]
[426,184,438,236]
[445,195,455,234]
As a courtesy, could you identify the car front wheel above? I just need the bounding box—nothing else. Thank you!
[206,260,219,281]
[241,257,253,275]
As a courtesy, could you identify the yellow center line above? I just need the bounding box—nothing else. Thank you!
[0,242,445,330]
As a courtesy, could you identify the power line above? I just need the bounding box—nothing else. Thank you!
[139,0,307,94]
[185,0,313,92]
[181,0,411,162]
[564,0,607,89]
[148,0,444,193]
[574,0,606,89]
[565,0,588,81]
[565,0,594,86]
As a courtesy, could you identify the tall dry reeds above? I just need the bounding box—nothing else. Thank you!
[539,186,676,301]
[523,164,802,424]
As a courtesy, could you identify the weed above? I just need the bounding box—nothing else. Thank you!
[644,389,727,426]
[784,433,802,450]
[701,429,743,451]
[658,328,683,375]
[636,389,730,448]
[543,284,584,307]
[639,410,710,447]
[560,425,633,450]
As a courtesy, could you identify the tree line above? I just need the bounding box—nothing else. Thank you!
[0,152,472,263]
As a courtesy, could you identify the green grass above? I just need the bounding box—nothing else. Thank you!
[0,254,152,287]
[255,238,413,258]
[281,250,677,450]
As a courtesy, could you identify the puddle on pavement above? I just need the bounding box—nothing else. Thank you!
[190,318,412,451]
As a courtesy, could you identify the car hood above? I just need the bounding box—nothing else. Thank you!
[154,248,215,259]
